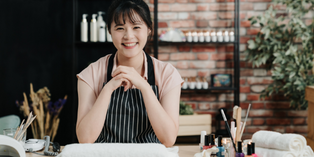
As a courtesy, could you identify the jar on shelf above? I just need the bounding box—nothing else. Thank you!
[204,30,211,42]
[211,30,217,42]
[192,30,198,42]
[198,31,205,42]
[224,30,230,42]
[196,77,202,89]
[182,77,188,89]
[185,31,193,42]
[217,30,223,42]
[189,77,196,89]
[202,77,209,89]
[230,30,235,42]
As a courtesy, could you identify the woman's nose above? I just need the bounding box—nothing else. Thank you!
[123,30,135,39]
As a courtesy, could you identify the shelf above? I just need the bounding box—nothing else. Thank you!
[181,87,237,93]
[158,41,235,44]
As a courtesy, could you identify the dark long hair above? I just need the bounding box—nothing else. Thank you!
[107,0,152,39]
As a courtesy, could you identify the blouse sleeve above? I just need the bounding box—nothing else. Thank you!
[156,61,184,101]
[76,56,109,97]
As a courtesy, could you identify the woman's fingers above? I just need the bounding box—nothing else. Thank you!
[112,66,130,77]
[119,77,132,91]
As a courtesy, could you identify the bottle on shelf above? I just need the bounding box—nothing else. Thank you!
[196,77,202,89]
[230,30,235,42]
[97,11,106,42]
[198,30,204,42]
[211,30,217,42]
[186,31,192,42]
[192,30,198,42]
[90,14,98,42]
[217,30,223,42]
[224,30,229,42]
[81,14,88,42]
[204,30,211,42]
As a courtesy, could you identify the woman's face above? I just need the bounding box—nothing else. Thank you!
[110,12,150,59]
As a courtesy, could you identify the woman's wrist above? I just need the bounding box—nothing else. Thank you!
[138,81,152,92]
[103,83,115,94]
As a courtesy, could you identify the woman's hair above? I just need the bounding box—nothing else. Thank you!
[107,0,152,38]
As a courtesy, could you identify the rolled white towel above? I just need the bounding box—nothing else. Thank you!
[303,146,314,157]
[255,147,299,157]
[57,143,178,157]
[252,130,306,153]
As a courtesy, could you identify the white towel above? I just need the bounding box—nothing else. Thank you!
[255,147,298,157]
[252,130,306,153]
[303,146,314,157]
[57,143,179,157]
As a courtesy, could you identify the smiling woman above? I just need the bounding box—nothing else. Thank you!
[75,0,184,147]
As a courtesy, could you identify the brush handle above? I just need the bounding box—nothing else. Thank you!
[221,109,237,152]
[236,107,242,143]
[224,120,237,152]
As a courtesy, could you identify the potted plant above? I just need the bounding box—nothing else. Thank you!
[245,0,314,149]
[178,102,211,136]
[245,0,314,110]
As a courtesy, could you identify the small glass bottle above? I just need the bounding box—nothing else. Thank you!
[198,31,205,42]
[204,30,211,42]
[186,31,193,42]
[193,30,198,42]
[182,77,188,89]
[217,136,225,157]
[230,30,235,42]
[236,141,244,157]
[224,30,229,42]
[211,31,217,42]
[217,30,223,42]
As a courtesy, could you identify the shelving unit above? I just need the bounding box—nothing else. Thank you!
[152,1,240,106]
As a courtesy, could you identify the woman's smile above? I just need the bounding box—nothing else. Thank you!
[122,42,138,49]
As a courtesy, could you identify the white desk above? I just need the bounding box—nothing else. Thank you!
[25,145,199,157]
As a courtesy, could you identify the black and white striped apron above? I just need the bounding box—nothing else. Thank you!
[95,52,161,143]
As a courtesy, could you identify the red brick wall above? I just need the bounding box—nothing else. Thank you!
[146,0,309,140]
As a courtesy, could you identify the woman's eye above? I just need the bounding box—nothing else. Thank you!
[116,28,124,30]
[134,27,140,29]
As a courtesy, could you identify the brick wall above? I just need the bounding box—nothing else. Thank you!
[146,0,309,140]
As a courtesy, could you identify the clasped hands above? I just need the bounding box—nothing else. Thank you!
[106,65,147,92]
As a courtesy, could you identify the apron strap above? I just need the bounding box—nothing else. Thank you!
[106,52,155,85]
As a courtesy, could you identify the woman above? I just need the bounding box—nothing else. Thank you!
[76,0,183,147]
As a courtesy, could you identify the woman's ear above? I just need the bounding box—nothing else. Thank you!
[148,29,151,36]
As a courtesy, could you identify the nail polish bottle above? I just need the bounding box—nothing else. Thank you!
[251,142,257,157]
[245,144,253,157]
[236,141,244,157]
[217,136,225,157]
[203,135,210,150]
[209,134,216,148]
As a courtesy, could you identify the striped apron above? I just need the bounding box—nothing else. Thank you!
[95,52,161,143]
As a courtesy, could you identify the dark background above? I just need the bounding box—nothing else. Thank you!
[0,0,116,145]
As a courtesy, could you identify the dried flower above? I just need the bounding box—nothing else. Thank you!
[16,83,67,141]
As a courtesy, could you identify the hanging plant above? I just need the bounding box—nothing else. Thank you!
[245,0,314,110]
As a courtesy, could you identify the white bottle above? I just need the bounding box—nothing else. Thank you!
[106,26,113,42]
[81,14,88,42]
[90,14,97,42]
[97,11,106,42]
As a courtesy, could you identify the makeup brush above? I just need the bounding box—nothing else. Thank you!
[240,103,251,140]
[220,109,237,152]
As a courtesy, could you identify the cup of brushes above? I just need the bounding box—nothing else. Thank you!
[220,104,251,156]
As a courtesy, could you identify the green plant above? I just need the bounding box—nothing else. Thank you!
[245,0,314,110]
[179,101,194,115]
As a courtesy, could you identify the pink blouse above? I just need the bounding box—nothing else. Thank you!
[77,51,184,101]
